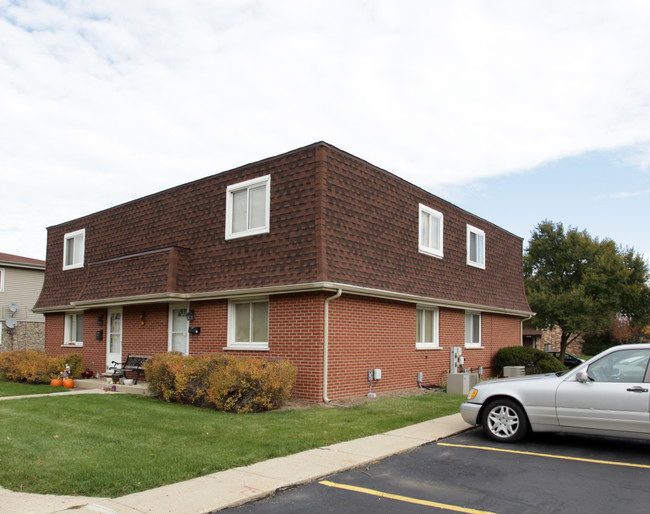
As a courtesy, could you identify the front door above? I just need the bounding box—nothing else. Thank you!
[106,309,123,371]
[169,303,189,355]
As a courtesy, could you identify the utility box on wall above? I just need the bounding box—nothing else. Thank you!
[447,373,478,395]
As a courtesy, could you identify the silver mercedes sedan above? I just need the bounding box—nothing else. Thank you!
[460,343,650,443]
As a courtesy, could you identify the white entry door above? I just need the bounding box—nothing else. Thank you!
[106,309,123,370]
[169,303,189,355]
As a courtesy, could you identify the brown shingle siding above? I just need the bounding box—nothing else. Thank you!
[321,144,530,313]
[35,142,530,315]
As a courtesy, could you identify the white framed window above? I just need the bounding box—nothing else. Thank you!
[227,298,269,351]
[466,225,485,269]
[416,306,439,349]
[418,204,443,258]
[225,175,271,240]
[0,267,4,292]
[465,311,481,348]
[63,229,85,270]
[64,312,84,346]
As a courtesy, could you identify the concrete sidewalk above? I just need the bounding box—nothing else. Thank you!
[0,391,468,513]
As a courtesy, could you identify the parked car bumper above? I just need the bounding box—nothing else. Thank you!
[460,401,481,426]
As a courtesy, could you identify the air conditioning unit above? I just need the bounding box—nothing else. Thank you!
[447,373,478,395]
[503,366,525,377]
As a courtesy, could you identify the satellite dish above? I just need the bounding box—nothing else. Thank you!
[6,318,17,329]
[8,303,18,313]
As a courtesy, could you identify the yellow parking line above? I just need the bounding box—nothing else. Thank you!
[319,480,496,514]
[438,442,650,469]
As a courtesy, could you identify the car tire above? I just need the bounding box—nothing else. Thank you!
[481,399,529,443]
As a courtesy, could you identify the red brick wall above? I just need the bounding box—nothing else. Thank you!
[44,292,523,401]
[326,296,522,398]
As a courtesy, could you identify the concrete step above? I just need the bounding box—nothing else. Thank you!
[72,378,149,395]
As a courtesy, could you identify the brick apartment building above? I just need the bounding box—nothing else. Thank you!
[35,142,532,401]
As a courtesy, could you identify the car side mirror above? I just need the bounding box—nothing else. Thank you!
[576,371,590,383]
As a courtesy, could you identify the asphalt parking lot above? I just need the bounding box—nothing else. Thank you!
[227,428,650,513]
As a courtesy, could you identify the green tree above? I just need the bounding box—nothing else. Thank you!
[524,220,650,361]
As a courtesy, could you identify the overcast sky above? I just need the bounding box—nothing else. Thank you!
[2,1,650,262]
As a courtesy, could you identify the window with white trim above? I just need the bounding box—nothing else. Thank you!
[465,311,481,347]
[228,299,269,350]
[416,306,439,349]
[64,312,84,346]
[0,267,4,292]
[467,225,485,269]
[63,229,85,270]
[418,204,443,258]
[225,175,271,239]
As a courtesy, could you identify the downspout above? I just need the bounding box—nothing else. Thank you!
[521,314,533,347]
[323,288,342,403]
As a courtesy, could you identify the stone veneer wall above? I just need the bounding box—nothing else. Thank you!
[0,321,45,352]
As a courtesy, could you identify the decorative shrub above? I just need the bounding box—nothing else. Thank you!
[494,346,567,376]
[144,353,296,413]
[0,350,84,384]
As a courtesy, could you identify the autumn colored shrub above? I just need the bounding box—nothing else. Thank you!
[144,352,296,413]
[0,350,83,383]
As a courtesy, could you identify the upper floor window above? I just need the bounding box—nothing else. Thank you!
[419,204,443,258]
[416,306,439,349]
[63,229,85,270]
[225,175,271,240]
[0,267,4,292]
[465,311,481,347]
[64,312,84,346]
[227,298,269,351]
[466,225,485,269]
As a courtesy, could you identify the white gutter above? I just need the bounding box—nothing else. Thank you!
[323,288,342,403]
[36,281,532,318]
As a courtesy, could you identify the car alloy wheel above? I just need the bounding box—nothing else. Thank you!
[482,399,529,443]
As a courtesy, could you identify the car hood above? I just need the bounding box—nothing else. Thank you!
[474,372,565,389]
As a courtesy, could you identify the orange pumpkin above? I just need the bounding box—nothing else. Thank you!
[62,378,75,389]
[50,379,63,387]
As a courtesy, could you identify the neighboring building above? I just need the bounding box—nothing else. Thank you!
[35,142,532,401]
[522,326,584,355]
[0,252,46,352]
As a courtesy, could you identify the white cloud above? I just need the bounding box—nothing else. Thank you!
[2,0,650,259]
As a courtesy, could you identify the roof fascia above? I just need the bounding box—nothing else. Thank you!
[34,281,532,318]
[0,260,45,271]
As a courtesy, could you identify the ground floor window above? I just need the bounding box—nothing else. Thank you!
[64,312,84,346]
[465,311,481,347]
[228,298,269,351]
[416,306,439,349]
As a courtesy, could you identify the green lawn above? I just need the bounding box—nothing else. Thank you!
[0,377,69,396]
[0,383,464,498]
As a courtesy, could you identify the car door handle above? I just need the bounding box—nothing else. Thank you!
[626,386,649,393]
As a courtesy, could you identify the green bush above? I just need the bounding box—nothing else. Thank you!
[494,346,567,376]
[144,353,296,413]
[0,350,84,383]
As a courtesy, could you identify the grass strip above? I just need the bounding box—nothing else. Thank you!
[0,389,463,498]
[0,377,68,397]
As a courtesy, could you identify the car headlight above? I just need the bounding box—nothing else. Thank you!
[467,388,478,400]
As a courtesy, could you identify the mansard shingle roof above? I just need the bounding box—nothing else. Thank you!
[35,142,531,315]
